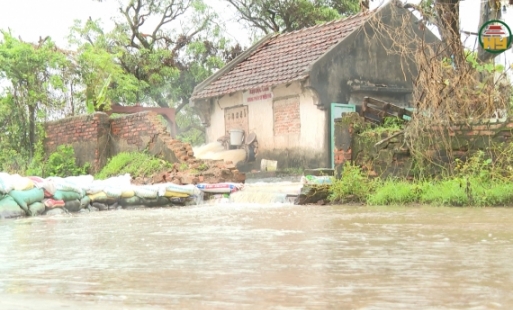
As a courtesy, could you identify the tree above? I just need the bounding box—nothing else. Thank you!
[224,0,360,35]
[0,32,69,161]
[69,0,245,144]
[401,0,505,65]
[477,0,502,62]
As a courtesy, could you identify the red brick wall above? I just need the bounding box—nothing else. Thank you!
[110,112,170,155]
[45,113,110,172]
[44,112,173,173]
[273,97,301,136]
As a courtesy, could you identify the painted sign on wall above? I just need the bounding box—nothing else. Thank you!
[243,87,273,104]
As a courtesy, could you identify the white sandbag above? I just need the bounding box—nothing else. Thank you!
[46,176,85,197]
[104,186,123,199]
[64,175,95,191]
[0,172,13,194]
[86,180,107,195]
[11,174,34,191]
[133,185,159,199]
[104,174,132,187]
[28,176,56,195]
[163,183,200,196]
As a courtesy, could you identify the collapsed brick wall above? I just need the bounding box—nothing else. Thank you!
[44,111,246,184]
[336,113,513,178]
[45,113,110,172]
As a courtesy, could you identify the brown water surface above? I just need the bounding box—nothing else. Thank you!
[0,203,512,309]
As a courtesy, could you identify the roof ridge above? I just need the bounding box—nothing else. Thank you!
[276,9,375,38]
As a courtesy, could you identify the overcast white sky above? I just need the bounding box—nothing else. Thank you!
[0,0,248,48]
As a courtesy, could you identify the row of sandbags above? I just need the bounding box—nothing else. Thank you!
[0,173,206,218]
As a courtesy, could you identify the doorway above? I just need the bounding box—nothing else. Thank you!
[330,103,356,169]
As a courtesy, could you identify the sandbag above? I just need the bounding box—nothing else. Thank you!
[104,174,131,186]
[64,200,81,213]
[108,202,121,210]
[300,175,333,185]
[86,174,132,195]
[133,186,159,199]
[0,173,13,194]
[120,189,135,198]
[11,175,34,191]
[29,176,56,196]
[196,183,243,194]
[88,191,111,203]
[64,175,94,190]
[44,208,66,216]
[161,183,199,196]
[86,181,105,195]
[104,186,123,199]
[53,190,82,201]
[163,191,190,198]
[80,195,91,209]
[92,202,108,211]
[43,198,66,209]
[145,197,171,207]
[47,177,85,196]
[0,195,25,218]
[9,188,45,216]
[118,196,145,206]
[28,202,45,216]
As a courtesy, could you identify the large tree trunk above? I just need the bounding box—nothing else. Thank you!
[435,0,466,67]
[477,0,502,62]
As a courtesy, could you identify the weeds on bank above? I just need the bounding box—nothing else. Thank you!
[329,163,376,203]
[95,152,172,179]
[330,152,513,207]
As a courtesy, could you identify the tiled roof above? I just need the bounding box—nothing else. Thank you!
[191,11,373,100]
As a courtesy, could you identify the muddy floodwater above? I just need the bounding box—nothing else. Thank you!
[1,190,513,309]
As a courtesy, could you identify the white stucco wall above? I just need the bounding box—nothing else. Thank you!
[205,81,326,156]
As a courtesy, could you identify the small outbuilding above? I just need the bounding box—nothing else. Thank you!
[190,2,439,169]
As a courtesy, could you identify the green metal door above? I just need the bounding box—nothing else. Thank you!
[331,103,356,169]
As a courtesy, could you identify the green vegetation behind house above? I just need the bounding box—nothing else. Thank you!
[329,149,513,207]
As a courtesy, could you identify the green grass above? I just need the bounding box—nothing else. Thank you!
[330,162,513,207]
[95,152,173,180]
[367,180,420,206]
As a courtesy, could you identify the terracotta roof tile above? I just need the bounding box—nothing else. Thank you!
[191,11,372,100]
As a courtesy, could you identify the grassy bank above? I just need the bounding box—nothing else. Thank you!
[329,156,513,207]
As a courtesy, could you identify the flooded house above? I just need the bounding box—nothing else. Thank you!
[189,2,439,170]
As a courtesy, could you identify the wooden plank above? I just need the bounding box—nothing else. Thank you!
[363,97,413,117]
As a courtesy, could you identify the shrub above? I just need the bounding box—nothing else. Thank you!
[95,152,172,179]
[329,162,375,203]
[32,145,90,177]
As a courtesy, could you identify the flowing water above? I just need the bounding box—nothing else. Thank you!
[1,180,513,309]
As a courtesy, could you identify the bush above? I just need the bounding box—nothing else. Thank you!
[329,162,375,203]
[29,145,90,178]
[95,152,173,179]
